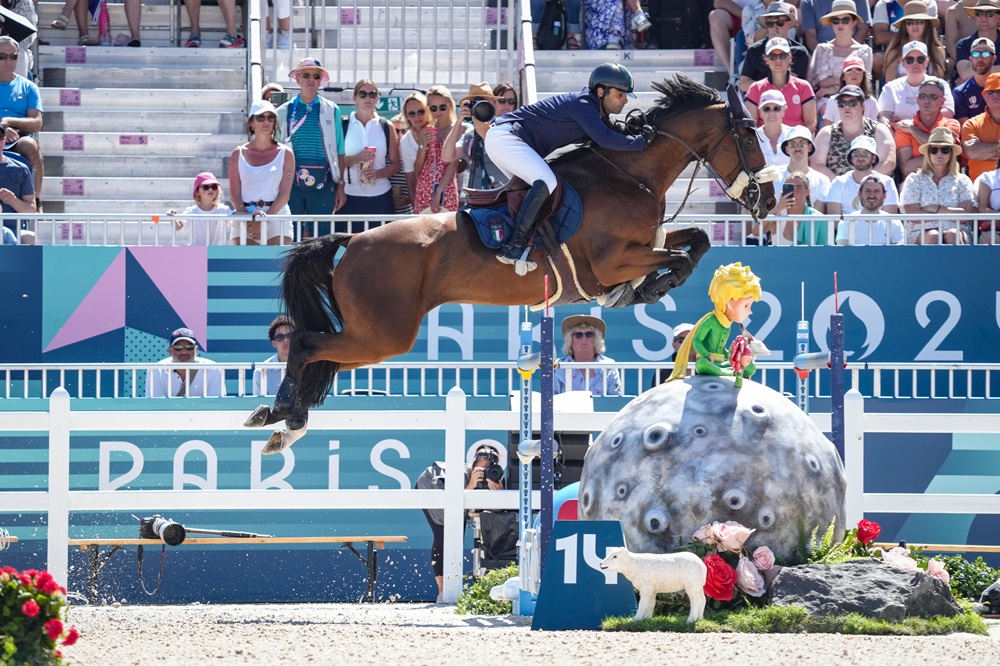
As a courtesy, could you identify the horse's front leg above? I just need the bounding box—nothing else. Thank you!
[592,243,696,307]
[243,332,315,454]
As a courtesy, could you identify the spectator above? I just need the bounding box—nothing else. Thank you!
[826,135,901,214]
[584,0,649,49]
[0,37,43,214]
[0,150,34,244]
[55,0,139,47]
[340,79,401,218]
[389,114,413,215]
[946,0,979,68]
[955,0,1000,85]
[253,315,293,396]
[183,0,243,48]
[146,328,226,398]
[756,89,794,166]
[1,224,14,244]
[492,82,519,110]
[814,85,897,177]
[274,58,347,237]
[709,0,756,73]
[777,170,830,244]
[166,172,231,245]
[837,174,906,244]
[399,92,430,215]
[954,37,995,124]
[441,83,508,201]
[651,322,696,387]
[408,85,458,214]
[264,0,292,49]
[961,72,1000,180]
[894,78,961,177]
[776,125,832,213]
[742,0,795,46]
[532,0,582,49]
[974,155,1000,242]
[808,0,873,117]
[878,42,957,130]
[228,100,294,245]
[800,0,871,51]
[901,126,977,243]
[261,83,284,105]
[740,2,810,92]
[747,37,818,132]
[554,314,622,396]
[820,57,880,127]
[2,0,36,73]
[883,2,946,82]
[872,0,938,54]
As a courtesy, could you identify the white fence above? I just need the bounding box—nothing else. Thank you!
[3,386,1000,603]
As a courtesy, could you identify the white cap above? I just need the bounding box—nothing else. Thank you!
[765,37,791,54]
[903,40,929,57]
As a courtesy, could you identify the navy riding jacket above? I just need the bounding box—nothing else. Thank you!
[493,88,645,158]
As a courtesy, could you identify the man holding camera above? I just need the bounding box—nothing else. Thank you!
[442,83,509,204]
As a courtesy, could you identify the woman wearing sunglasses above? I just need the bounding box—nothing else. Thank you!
[341,79,401,219]
[228,100,294,245]
[883,1,946,82]
[746,38,817,133]
[878,40,956,130]
[407,85,460,214]
[399,92,430,215]
[809,0,872,118]
[553,315,621,396]
[819,56,879,128]
[166,172,231,246]
[901,126,977,244]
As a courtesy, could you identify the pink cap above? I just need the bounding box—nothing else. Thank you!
[842,55,866,72]
[193,172,221,198]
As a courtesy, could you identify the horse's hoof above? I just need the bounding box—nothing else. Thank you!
[244,405,272,428]
[263,430,288,454]
[274,377,297,413]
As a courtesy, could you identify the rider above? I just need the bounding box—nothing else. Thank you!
[484,63,656,274]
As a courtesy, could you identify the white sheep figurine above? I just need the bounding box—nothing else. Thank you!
[599,547,707,623]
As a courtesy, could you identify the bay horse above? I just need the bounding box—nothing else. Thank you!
[246,76,775,452]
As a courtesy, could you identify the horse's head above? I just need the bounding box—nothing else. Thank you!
[713,84,777,220]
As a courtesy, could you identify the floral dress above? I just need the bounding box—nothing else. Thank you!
[583,0,635,50]
[900,171,975,243]
[413,126,459,213]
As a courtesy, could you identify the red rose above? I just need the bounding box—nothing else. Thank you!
[45,618,64,640]
[21,599,40,617]
[856,519,881,545]
[703,553,737,601]
[63,627,80,647]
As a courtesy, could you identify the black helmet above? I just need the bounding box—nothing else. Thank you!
[589,63,636,98]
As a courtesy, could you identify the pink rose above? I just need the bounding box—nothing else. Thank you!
[735,555,767,597]
[882,546,919,572]
[713,521,755,553]
[927,558,951,584]
[693,524,716,546]
[752,546,775,571]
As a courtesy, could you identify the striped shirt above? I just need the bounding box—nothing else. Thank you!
[288,98,328,168]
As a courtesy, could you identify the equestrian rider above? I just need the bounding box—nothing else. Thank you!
[484,63,656,274]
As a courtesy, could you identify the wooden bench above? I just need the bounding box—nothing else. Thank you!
[67,536,407,604]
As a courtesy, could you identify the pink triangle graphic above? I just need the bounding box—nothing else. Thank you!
[44,250,126,352]
[129,247,209,348]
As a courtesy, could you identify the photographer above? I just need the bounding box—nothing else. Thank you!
[442,83,510,204]
[415,443,506,602]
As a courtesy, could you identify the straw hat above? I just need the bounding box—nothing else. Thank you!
[820,0,861,25]
[458,82,500,106]
[918,126,961,156]
[561,315,606,338]
[965,0,1000,17]
[289,57,330,84]
[892,1,939,29]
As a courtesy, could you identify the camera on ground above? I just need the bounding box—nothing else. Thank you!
[138,515,186,546]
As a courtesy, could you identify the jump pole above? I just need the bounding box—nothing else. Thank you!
[516,309,535,615]
[829,272,846,462]
[538,277,555,572]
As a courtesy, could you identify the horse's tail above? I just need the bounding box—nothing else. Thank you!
[281,234,352,408]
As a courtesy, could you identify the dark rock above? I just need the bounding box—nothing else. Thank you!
[769,559,962,620]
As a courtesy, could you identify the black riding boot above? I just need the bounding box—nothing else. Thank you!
[496,180,550,274]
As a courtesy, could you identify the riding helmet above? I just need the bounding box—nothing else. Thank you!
[589,63,637,98]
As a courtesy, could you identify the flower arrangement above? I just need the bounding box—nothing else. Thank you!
[1,566,79,665]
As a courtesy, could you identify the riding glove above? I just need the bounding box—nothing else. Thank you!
[640,125,657,148]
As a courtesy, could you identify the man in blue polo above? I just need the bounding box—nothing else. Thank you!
[0,36,43,214]
[954,37,996,124]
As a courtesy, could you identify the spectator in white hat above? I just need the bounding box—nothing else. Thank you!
[878,40,955,130]
[826,134,900,215]
[746,37,817,133]
[775,126,832,213]
[756,89,794,166]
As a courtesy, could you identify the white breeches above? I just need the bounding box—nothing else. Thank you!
[485,122,558,192]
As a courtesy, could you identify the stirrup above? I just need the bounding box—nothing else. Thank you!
[496,240,528,265]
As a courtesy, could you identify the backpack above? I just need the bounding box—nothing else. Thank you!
[341,115,392,184]
[536,0,566,50]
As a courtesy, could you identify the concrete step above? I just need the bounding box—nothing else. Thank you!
[42,66,245,89]
[38,45,246,70]
[42,199,186,215]
[39,131,241,155]
[42,176,231,200]
[36,3,244,46]
[535,49,724,70]
[35,217,218,245]
[40,87,246,111]
[45,109,245,134]
[46,154,229,178]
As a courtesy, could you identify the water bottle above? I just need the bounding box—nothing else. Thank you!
[98,1,111,46]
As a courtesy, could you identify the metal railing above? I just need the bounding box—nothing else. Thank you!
[2,361,999,401]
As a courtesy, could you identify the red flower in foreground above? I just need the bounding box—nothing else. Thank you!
[21,599,40,617]
[45,618,64,640]
[63,627,80,646]
[856,519,881,545]
[703,554,737,601]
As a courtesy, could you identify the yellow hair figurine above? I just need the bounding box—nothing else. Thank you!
[667,262,762,388]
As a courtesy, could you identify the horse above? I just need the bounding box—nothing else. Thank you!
[246,76,775,452]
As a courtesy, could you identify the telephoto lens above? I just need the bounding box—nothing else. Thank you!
[139,515,187,546]
[472,99,496,123]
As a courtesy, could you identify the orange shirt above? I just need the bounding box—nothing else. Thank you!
[894,114,960,159]
[961,111,1000,182]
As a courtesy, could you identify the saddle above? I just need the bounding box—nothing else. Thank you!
[464,177,566,220]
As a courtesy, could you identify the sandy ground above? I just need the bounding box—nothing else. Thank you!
[60,602,999,665]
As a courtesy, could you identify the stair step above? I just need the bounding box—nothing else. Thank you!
[38,45,246,69]
[45,110,246,134]
[42,176,231,200]
[40,87,246,110]
[42,66,245,89]
[46,155,229,178]
[40,132,241,155]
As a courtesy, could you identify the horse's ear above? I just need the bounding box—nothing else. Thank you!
[726,84,754,129]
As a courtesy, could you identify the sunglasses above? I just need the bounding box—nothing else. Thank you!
[785,139,810,149]
[356,89,380,99]
[199,184,219,191]
[928,146,952,155]
[761,105,784,113]
[972,50,995,58]
[849,150,873,160]
[572,331,595,339]
[829,16,854,24]
[837,98,861,108]
[272,333,291,342]
[764,18,789,27]
[253,114,276,122]
[298,72,323,80]
[976,9,996,17]
[171,344,196,351]
[395,128,406,135]
[904,19,925,26]
[498,97,517,105]
[767,52,789,60]
[428,103,449,112]
[406,108,426,117]
[904,55,927,64]
[918,92,941,101]
[0,53,18,61]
